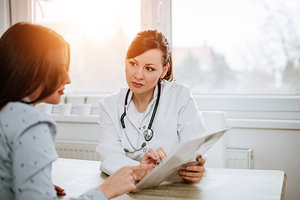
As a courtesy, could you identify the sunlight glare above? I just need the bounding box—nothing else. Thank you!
[37,0,139,42]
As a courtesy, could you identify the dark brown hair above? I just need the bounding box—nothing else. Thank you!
[126,29,173,81]
[0,22,70,110]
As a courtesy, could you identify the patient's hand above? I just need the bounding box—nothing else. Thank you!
[178,155,206,183]
[140,147,167,167]
[98,165,152,199]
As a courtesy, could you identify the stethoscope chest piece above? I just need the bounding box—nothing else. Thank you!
[143,129,154,141]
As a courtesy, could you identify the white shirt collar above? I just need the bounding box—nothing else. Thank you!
[127,81,162,115]
[22,97,34,106]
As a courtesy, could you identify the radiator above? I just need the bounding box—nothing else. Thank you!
[55,141,254,169]
[55,141,100,161]
[227,147,254,169]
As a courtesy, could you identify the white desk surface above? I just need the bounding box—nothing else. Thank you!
[52,158,286,200]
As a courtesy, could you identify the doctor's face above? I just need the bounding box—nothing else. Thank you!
[125,49,168,96]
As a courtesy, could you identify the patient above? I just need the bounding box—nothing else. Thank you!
[0,22,150,200]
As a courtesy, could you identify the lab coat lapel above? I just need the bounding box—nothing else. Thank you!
[143,84,159,120]
[125,92,143,135]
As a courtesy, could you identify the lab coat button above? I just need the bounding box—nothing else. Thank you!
[138,127,141,130]
[143,126,146,129]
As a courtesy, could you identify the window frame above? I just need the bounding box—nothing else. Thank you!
[0,0,9,35]
[3,0,300,130]
[150,0,300,127]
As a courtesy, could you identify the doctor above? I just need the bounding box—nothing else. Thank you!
[96,30,206,183]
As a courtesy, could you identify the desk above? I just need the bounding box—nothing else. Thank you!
[52,158,286,200]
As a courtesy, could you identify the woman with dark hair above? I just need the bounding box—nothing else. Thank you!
[0,22,150,200]
[97,30,206,184]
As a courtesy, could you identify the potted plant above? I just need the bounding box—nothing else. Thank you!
[58,96,72,115]
[78,96,91,116]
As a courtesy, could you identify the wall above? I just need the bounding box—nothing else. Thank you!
[227,128,300,200]
[196,95,300,200]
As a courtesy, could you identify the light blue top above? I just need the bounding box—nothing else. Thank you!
[0,102,107,200]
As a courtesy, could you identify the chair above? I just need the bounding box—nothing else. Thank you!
[201,111,228,168]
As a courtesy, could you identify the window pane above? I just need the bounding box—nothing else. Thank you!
[172,0,300,94]
[35,0,140,94]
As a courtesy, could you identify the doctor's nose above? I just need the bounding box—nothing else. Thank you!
[134,68,144,80]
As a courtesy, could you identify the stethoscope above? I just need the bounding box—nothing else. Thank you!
[120,82,161,153]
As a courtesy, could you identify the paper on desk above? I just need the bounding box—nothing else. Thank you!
[134,128,229,191]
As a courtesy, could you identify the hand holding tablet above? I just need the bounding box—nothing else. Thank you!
[134,128,229,191]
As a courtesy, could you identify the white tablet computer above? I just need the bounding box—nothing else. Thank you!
[134,128,229,191]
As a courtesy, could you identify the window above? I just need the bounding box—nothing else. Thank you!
[4,0,297,124]
[172,0,300,94]
[34,0,140,94]
[8,0,300,96]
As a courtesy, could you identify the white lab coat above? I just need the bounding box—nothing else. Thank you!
[96,80,206,175]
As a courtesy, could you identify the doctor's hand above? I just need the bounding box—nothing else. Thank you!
[54,184,66,196]
[140,147,167,167]
[98,165,152,199]
[178,155,206,183]
[134,164,154,181]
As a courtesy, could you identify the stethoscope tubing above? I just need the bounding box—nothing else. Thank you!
[120,82,161,153]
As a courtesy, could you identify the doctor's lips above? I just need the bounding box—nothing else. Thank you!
[58,88,65,95]
[132,82,144,88]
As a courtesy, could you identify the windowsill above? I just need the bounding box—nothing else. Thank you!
[193,94,300,111]
[47,94,300,130]
[228,119,300,130]
[51,114,98,124]
[50,114,300,130]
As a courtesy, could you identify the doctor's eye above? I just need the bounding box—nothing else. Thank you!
[145,66,154,72]
[129,61,137,67]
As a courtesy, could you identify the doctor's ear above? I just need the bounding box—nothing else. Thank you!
[160,63,169,79]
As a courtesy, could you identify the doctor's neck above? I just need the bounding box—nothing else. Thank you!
[132,89,155,113]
